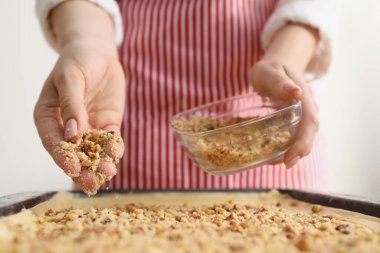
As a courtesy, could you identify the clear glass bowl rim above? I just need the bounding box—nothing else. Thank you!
[170,94,301,137]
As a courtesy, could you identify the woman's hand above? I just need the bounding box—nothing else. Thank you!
[249,60,319,168]
[34,39,125,192]
[34,0,125,193]
[250,23,320,169]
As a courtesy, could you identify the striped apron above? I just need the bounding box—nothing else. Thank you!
[107,0,323,190]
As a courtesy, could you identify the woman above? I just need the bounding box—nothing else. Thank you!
[34,0,336,193]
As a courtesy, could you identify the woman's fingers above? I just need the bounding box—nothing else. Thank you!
[51,145,81,177]
[284,111,319,167]
[74,160,116,194]
[74,125,122,192]
[41,127,81,177]
[73,170,100,194]
[284,68,319,168]
[97,159,117,179]
[53,65,89,142]
[250,61,319,169]
[284,156,300,169]
[102,124,125,160]
[64,118,78,142]
[249,61,303,101]
[105,140,124,160]
[34,81,81,177]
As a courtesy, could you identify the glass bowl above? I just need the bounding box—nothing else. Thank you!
[170,94,302,175]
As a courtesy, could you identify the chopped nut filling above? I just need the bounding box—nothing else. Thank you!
[172,116,293,172]
[0,192,379,253]
[60,129,123,195]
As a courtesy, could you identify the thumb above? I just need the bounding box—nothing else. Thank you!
[277,82,303,100]
[250,63,303,100]
[54,67,88,141]
[266,72,303,100]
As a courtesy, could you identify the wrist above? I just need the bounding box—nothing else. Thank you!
[61,37,119,60]
[58,29,116,50]
[262,23,319,75]
[50,0,117,54]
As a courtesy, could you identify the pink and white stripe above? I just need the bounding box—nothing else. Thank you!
[107,0,323,191]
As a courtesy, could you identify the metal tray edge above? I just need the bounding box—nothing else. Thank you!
[0,189,379,218]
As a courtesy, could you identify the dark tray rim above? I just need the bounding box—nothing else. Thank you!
[0,189,379,218]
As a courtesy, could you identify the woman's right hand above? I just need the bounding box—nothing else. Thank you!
[34,39,125,193]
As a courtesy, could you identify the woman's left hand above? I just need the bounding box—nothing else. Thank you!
[249,60,319,169]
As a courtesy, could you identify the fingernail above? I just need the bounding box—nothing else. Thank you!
[283,83,300,92]
[64,118,78,141]
[285,156,300,169]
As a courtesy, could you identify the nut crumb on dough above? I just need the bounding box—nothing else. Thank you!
[311,205,323,214]
[1,192,379,253]
[336,224,350,234]
[60,129,123,196]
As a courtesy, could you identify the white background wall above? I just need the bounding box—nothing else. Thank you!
[0,1,379,199]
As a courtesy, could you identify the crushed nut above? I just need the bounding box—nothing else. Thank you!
[1,193,379,253]
[296,236,312,251]
[311,205,323,214]
[172,116,292,172]
[59,129,123,196]
[336,224,350,234]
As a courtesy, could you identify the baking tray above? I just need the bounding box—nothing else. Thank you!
[0,190,379,218]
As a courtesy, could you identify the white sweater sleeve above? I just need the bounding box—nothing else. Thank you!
[261,0,340,79]
[35,0,123,50]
